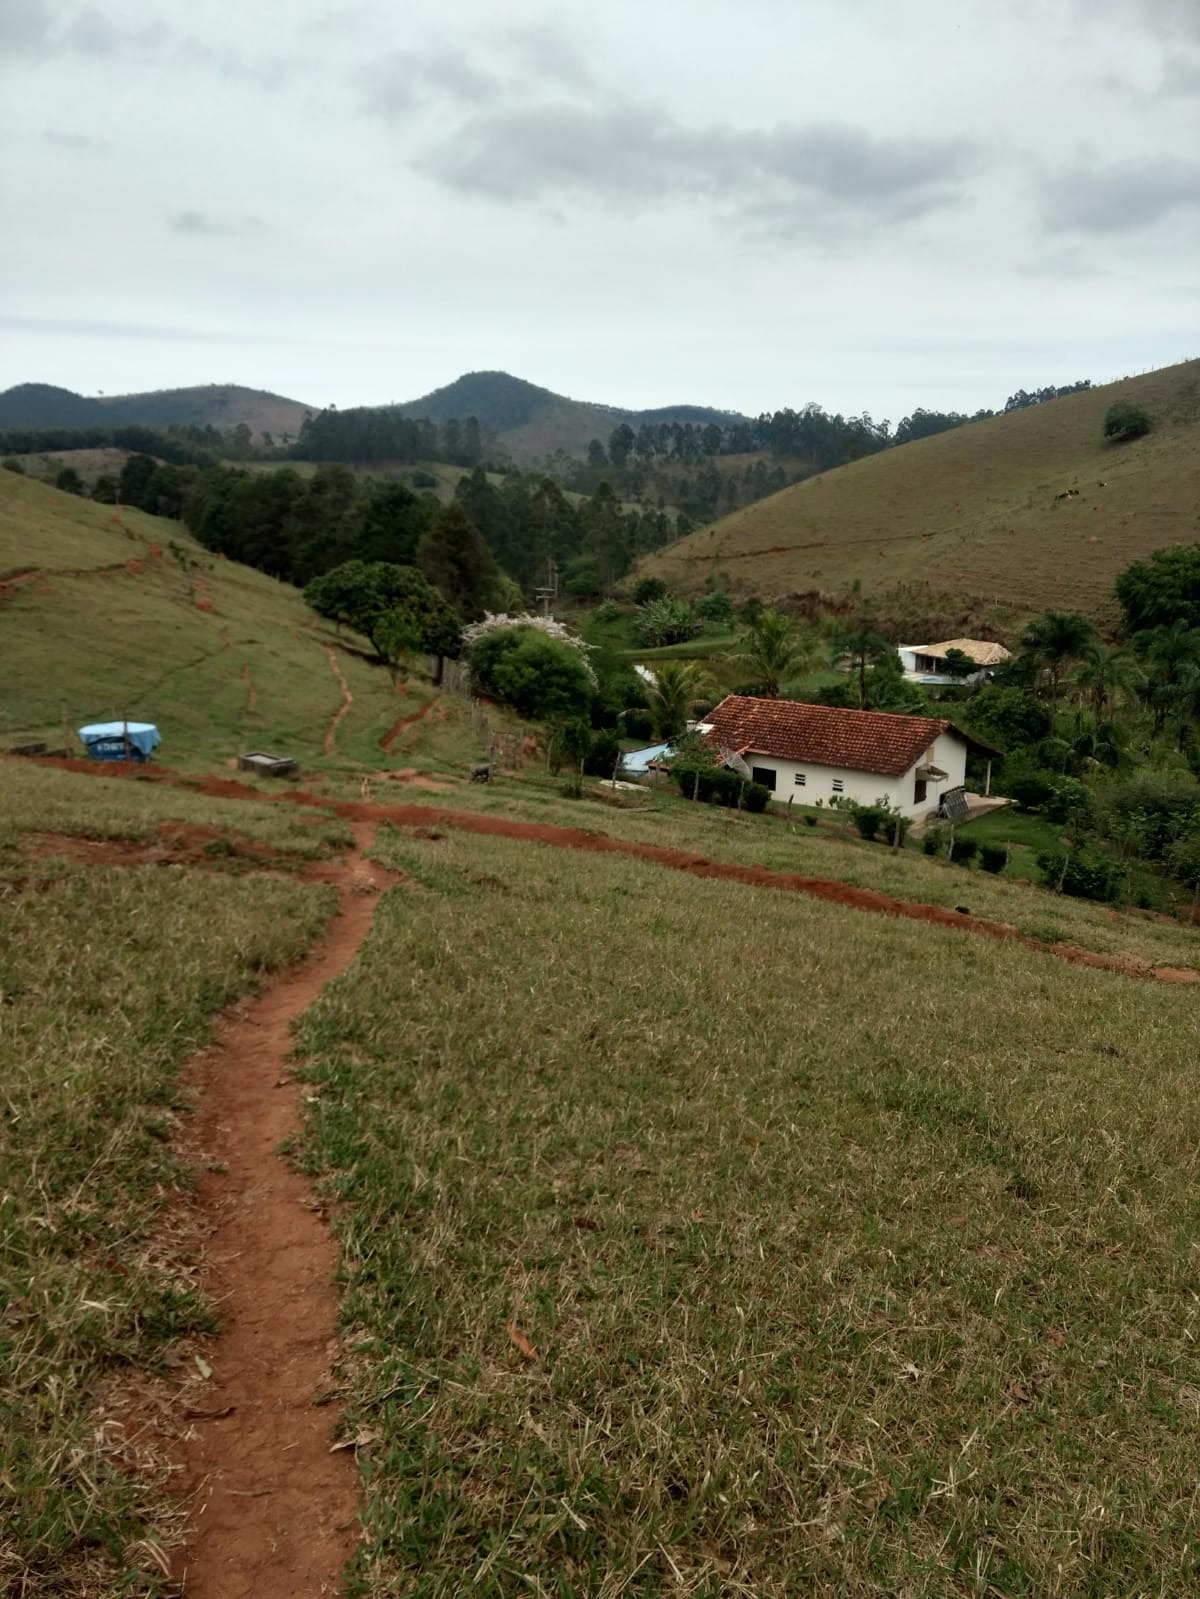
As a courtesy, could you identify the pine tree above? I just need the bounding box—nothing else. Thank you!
[416,502,500,621]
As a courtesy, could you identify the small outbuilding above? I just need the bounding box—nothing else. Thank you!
[698,695,1001,818]
[78,721,161,762]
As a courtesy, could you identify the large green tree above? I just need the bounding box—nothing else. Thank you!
[304,560,461,666]
[416,502,500,621]
[1019,611,1098,705]
[1116,544,1200,634]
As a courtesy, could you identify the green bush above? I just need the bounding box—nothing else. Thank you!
[1007,773,1055,812]
[949,837,980,865]
[633,577,667,606]
[980,844,1008,874]
[849,804,910,843]
[693,589,735,625]
[803,814,818,827]
[672,761,769,812]
[633,598,700,648]
[1097,778,1200,861]
[922,827,945,857]
[593,598,622,623]
[1037,848,1120,902]
[584,728,623,779]
[1043,776,1093,826]
[622,709,654,740]
[1,457,24,474]
[1104,402,1151,441]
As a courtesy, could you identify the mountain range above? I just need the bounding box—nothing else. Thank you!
[0,371,745,463]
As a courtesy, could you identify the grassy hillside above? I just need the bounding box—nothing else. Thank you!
[0,469,410,769]
[641,359,1200,631]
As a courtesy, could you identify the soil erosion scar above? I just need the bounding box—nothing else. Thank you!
[379,692,441,753]
[172,822,398,1598]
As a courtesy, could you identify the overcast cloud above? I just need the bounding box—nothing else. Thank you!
[0,0,1196,418]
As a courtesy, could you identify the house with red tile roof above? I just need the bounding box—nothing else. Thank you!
[698,695,1001,818]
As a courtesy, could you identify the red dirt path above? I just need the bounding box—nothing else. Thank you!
[169,822,401,1598]
[323,647,352,755]
[10,755,1198,983]
[379,692,441,752]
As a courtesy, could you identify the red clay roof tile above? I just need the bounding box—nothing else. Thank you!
[702,696,956,778]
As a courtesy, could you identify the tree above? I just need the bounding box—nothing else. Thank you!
[303,560,461,667]
[834,620,893,709]
[374,610,423,687]
[1070,642,1144,723]
[416,502,500,621]
[469,627,594,721]
[1104,402,1151,441]
[647,661,711,738]
[1116,545,1200,633]
[1019,611,1098,705]
[940,647,975,680]
[725,610,822,698]
[118,452,157,509]
[54,466,84,495]
[587,439,608,469]
[608,423,635,468]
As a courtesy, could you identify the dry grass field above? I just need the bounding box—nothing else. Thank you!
[642,359,1200,632]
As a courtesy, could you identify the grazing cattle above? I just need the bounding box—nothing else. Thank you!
[1054,487,1080,501]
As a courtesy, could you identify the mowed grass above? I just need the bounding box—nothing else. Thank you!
[0,469,414,771]
[0,756,352,859]
[295,826,1200,1596]
[0,858,334,1597]
[643,358,1200,625]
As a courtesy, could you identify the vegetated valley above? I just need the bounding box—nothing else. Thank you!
[3,352,1200,1598]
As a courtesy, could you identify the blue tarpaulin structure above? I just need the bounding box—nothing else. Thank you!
[621,741,673,775]
[78,721,162,761]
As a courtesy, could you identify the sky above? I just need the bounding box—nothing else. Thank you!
[1,0,1197,423]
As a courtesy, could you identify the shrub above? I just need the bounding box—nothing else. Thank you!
[410,469,438,488]
[949,836,979,865]
[633,577,667,606]
[803,814,818,827]
[584,728,623,779]
[1037,848,1120,902]
[633,598,700,648]
[1007,773,1055,812]
[562,556,603,599]
[1,457,24,474]
[849,804,910,843]
[1043,776,1093,826]
[1104,402,1151,441]
[922,827,945,857]
[980,844,1008,874]
[693,589,735,625]
[593,599,622,623]
[622,709,654,740]
[1096,777,1200,861]
[672,760,769,812]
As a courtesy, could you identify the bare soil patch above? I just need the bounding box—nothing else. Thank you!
[323,647,353,756]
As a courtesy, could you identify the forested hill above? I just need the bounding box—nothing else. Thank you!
[0,381,312,439]
[395,371,746,464]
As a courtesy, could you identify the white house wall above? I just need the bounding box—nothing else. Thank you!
[743,729,969,818]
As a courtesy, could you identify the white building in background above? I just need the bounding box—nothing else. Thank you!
[896,637,1012,686]
[698,695,1001,819]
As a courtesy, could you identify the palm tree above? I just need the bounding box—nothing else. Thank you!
[1020,611,1098,704]
[723,610,820,698]
[648,660,712,738]
[1070,642,1144,722]
[1141,620,1200,732]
